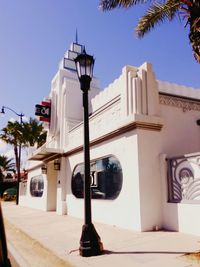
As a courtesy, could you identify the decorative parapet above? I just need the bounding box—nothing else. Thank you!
[159,94,200,112]
[66,63,163,153]
[158,80,200,112]
[67,97,121,151]
[65,119,163,157]
[167,153,200,203]
[91,77,121,113]
[120,63,160,118]
[91,62,160,119]
[158,80,200,100]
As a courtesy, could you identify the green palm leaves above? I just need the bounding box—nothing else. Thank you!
[0,121,22,147]
[0,118,47,149]
[0,118,47,175]
[99,0,200,62]
[22,118,46,147]
[187,0,200,62]
[99,0,147,10]
[0,156,14,172]
[0,155,15,181]
[136,0,181,37]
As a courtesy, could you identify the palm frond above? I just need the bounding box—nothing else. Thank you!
[136,0,181,37]
[0,155,15,171]
[189,17,200,62]
[20,118,46,147]
[0,121,21,146]
[99,0,147,11]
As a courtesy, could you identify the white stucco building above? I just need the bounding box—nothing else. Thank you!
[20,41,200,236]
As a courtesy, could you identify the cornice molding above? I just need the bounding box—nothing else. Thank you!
[64,120,163,157]
[28,119,163,164]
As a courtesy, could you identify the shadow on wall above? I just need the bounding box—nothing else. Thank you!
[161,154,179,232]
[66,159,72,195]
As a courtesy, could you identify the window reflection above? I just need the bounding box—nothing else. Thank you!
[30,175,44,197]
[71,156,123,200]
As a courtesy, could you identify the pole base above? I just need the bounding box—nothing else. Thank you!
[79,223,104,257]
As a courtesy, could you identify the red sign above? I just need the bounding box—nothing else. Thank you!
[35,100,51,124]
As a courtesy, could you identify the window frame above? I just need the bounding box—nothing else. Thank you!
[71,155,123,200]
[30,175,44,197]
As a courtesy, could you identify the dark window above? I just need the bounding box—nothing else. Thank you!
[71,156,123,200]
[30,175,44,197]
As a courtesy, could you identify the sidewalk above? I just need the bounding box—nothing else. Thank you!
[2,201,200,267]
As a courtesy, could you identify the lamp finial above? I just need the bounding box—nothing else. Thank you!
[75,29,78,44]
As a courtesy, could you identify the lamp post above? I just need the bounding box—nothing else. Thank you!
[75,48,103,257]
[0,106,24,205]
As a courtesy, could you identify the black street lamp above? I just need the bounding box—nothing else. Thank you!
[0,106,24,205]
[75,48,103,257]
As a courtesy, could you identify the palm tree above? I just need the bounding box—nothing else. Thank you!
[21,118,47,148]
[0,155,15,182]
[0,121,22,179]
[0,118,47,179]
[99,0,200,62]
[187,0,200,62]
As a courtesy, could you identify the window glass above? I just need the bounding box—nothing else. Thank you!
[30,175,44,197]
[71,156,123,199]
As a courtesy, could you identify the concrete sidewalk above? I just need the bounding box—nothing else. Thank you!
[2,201,200,267]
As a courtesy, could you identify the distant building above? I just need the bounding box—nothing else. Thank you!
[19,41,200,236]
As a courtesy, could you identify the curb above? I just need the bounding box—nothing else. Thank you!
[7,242,28,267]
[5,220,73,267]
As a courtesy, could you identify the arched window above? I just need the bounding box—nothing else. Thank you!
[30,175,44,197]
[71,156,123,200]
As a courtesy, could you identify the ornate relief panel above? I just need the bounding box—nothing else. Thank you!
[159,94,200,112]
[167,154,200,202]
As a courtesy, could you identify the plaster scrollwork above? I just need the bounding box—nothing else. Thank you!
[159,94,200,112]
[68,104,121,151]
[89,105,121,139]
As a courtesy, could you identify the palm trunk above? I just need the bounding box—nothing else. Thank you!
[14,145,19,177]
[14,145,21,205]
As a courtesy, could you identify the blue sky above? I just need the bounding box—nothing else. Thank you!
[0,0,199,134]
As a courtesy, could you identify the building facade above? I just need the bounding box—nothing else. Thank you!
[19,42,200,235]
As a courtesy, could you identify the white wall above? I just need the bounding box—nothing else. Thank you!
[20,162,58,212]
[163,202,200,236]
[160,105,200,156]
[19,168,48,211]
[56,157,67,215]
[160,154,200,236]
[66,132,142,231]
[46,162,57,211]
[138,129,163,231]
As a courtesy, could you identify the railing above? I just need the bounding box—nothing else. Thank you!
[167,153,200,203]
